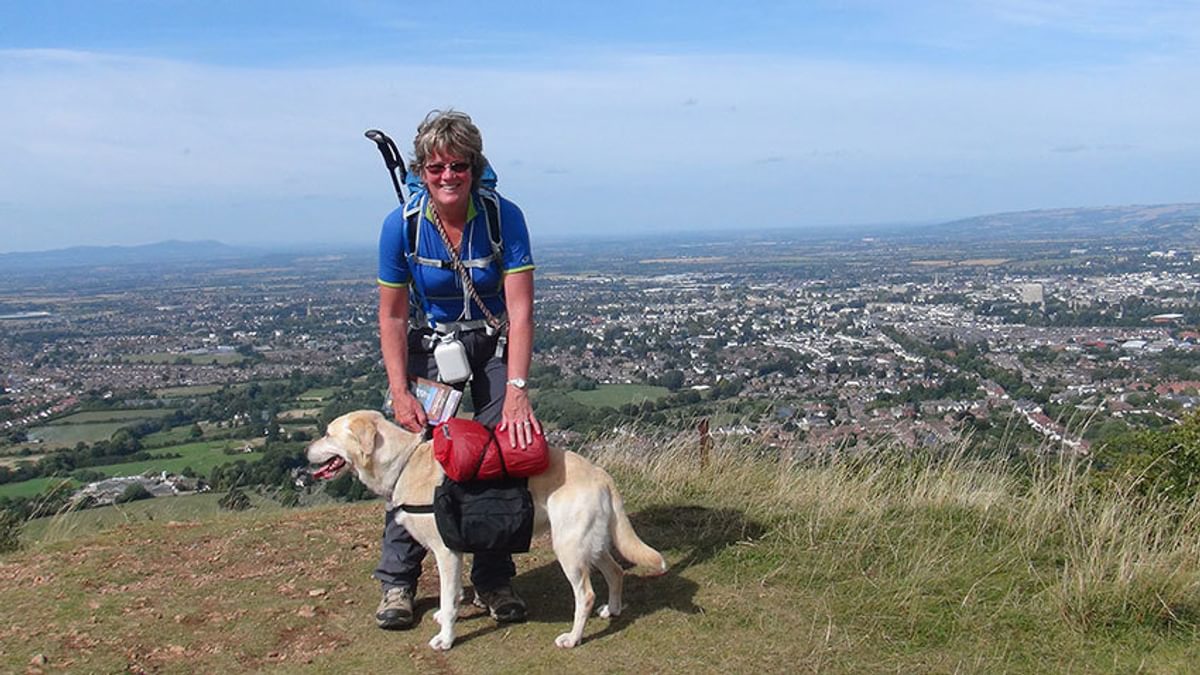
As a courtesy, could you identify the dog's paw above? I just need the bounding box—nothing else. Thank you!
[597,604,620,619]
[429,633,455,651]
[555,632,580,649]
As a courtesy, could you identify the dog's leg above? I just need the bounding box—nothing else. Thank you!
[553,549,595,648]
[428,547,463,651]
[594,551,624,619]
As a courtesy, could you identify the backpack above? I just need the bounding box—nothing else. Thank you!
[401,163,504,266]
[399,164,507,328]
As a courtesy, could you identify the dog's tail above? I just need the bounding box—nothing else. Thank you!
[605,474,668,576]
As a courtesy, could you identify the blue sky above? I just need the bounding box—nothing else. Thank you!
[2,0,1198,252]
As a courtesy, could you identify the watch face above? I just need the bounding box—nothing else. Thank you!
[508,378,527,389]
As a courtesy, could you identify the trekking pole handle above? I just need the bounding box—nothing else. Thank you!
[364,129,408,205]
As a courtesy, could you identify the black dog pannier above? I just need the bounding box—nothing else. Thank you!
[433,477,534,553]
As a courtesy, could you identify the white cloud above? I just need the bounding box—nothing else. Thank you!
[1,46,1198,251]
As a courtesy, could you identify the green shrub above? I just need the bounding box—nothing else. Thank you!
[1094,412,1200,500]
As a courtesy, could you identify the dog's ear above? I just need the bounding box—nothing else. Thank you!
[347,414,377,471]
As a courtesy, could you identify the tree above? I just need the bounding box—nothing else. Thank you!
[660,370,685,391]
[115,483,153,504]
[189,422,204,439]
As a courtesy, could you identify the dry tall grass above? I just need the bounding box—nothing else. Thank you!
[589,428,1200,634]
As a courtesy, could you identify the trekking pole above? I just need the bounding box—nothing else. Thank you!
[364,129,408,205]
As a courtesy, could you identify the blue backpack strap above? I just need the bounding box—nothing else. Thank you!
[405,190,504,269]
[404,193,452,270]
[477,189,504,264]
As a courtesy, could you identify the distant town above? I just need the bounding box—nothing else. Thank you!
[2,205,1199,499]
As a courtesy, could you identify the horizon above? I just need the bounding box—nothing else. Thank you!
[3,1,1199,254]
[5,198,1199,260]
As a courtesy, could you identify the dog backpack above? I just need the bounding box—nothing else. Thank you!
[432,418,549,482]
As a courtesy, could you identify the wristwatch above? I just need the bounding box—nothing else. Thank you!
[506,377,528,389]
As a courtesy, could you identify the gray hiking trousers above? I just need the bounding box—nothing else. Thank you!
[374,328,516,593]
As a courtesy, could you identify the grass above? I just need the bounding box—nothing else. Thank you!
[298,387,336,401]
[154,384,224,397]
[566,384,670,408]
[2,432,1199,672]
[50,409,177,425]
[279,407,323,421]
[141,424,199,447]
[23,422,129,449]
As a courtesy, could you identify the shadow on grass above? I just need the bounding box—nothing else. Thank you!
[447,505,766,646]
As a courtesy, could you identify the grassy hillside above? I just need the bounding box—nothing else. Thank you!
[3,435,1200,673]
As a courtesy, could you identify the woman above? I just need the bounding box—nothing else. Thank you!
[373,109,541,629]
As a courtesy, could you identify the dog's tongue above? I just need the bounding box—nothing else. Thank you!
[312,456,346,480]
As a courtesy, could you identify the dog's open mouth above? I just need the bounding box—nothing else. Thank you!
[311,456,346,481]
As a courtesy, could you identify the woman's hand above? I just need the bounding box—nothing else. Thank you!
[392,390,428,433]
[499,387,541,448]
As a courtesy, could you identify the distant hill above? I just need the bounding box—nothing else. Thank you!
[915,203,1200,244]
[4,202,1198,270]
[0,240,261,271]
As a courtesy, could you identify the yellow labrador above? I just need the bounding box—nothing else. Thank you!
[306,410,667,650]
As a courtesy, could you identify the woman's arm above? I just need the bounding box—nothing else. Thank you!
[499,270,540,446]
[379,284,427,431]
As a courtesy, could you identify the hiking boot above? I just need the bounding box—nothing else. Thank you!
[375,586,414,630]
[473,585,527,623]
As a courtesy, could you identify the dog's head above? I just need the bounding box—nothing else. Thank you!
[306,410,410,498]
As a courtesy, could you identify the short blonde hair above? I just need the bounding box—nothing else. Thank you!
[412,109,488,187]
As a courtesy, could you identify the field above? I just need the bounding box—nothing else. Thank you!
[50,409,177,425]
[140,424,199,447]
[0,451,43,468]
[23,422,129,449]
[566,384,670,408]
[92,440,264,477]
[279,407,322,421]
[298,387,336,401]
[0,440,264,499]
[4,409,181,453]
[154,384,224,397]
[22,492,285,545]
[5,433,1199,672]
[0,476,75,499]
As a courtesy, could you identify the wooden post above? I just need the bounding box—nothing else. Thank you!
[698,417,712,469]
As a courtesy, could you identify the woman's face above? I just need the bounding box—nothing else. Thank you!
[423,147,472,216]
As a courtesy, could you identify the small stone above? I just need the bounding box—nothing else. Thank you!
[297,605,316,618]
[30,654,47,665]
[308,588,326,597]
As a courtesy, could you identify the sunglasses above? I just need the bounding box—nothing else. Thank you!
[424,161,471,175]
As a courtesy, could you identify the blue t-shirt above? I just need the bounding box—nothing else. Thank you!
[377,191,534,327]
